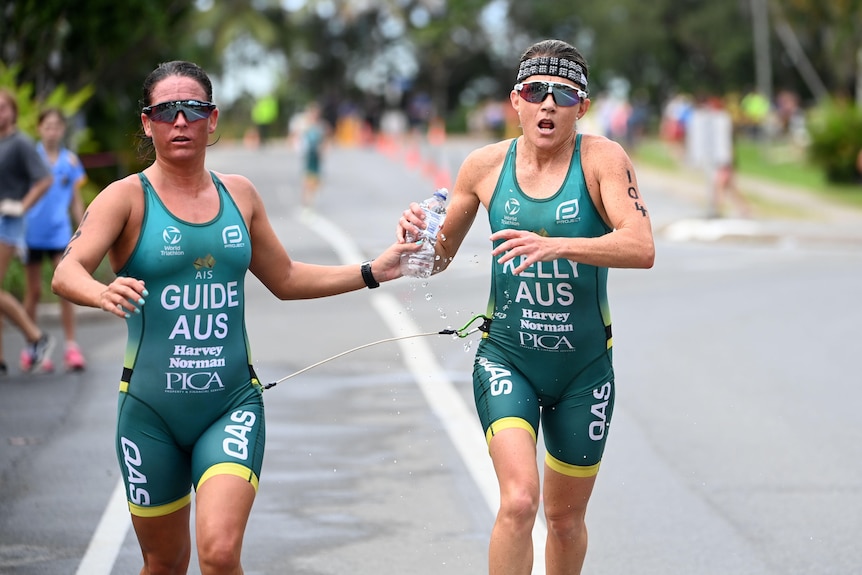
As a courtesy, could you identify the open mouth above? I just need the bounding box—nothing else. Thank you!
[538,119,555,132]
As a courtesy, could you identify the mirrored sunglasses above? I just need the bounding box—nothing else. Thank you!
[142,100,217,123]
[514,81,588,107]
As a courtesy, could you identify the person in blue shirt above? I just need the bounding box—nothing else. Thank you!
[21,108,87,372]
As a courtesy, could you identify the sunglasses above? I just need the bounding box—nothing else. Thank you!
[514,81,588,107]
[142,100,216,123]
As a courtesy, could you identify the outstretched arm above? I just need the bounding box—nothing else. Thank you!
[244,176,421,299]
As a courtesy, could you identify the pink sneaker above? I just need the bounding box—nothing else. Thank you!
[65,344,86,371]
[34,357,55,374]
[19,348,33,371]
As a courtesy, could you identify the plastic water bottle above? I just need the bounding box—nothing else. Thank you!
[401,188,449,278]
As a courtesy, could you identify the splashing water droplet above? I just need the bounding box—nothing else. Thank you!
[463,340,473,353]
[438,307,447,319]
[425,293,433,301]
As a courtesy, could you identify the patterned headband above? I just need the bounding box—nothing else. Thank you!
[516,57,588,89]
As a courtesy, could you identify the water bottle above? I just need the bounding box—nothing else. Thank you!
[401,188,449,278]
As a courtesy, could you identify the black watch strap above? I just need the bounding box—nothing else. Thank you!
[361,260,380,289]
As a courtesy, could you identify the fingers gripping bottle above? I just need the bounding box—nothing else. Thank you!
[401,188,449,278]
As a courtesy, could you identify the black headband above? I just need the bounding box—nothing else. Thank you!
[516,57,588,89]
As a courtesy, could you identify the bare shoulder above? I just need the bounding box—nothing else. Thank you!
[89,174,141,211]
[580,132,639,189]
[462,139,512,171]
[212,171,256,194]
[580,133,630,165]
[210,171,267,230]
[458,139,512,195]
[211,171,260,205]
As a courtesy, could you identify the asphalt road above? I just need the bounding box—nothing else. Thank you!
[1,136,861,575]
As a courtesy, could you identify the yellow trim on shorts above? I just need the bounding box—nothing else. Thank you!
[607,337,613,349]
[198,462,260,491]
[485,417,537,446]
[545,452,601,478]
[129,493,191,518]
[119,380,129,393]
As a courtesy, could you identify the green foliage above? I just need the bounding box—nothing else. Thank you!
[0,61,98,302]
[0,61,94,141]
[806,100,862,184]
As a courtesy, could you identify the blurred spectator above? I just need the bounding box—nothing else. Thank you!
[708,97,751,218]
[775,90,800,136]
[660,93,694,159]
[625,91,651,149]
[23,108,88,371]
[288,103,329,213]
[0,89,55,374]
[251,93,279,145]
[740,89,770,140]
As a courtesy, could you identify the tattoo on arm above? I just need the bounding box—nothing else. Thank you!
[625,169,648,217]
[60,211,87,262]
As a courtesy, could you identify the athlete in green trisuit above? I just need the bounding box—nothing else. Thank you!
[52,61,419,575]
[397,39,655,574]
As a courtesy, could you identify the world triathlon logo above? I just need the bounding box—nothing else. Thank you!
[163,226,182,244]
[504,198,521,216]
[555,199,580,224]
[161,225,184,257]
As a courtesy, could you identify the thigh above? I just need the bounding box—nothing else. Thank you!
[541,378,615,476]
[473,353,540,444]
[116,392,194,517]
[131,505,192,573]
[191,390,265,491]
[0,241,15,278]
[542,462,598,520]
[194,474,257,557]
[0,216,25,266]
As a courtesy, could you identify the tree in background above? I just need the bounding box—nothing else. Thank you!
[1,0,198,173]
[3,0,862,181]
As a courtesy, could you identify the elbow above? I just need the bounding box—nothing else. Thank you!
[642,247,656,269]
[635,241,656,269]
[51,274,65,299]
[51,265,71,300]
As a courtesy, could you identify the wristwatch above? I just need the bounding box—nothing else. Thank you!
[361,260,379,289]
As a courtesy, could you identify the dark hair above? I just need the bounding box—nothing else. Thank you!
[140,60,213,107]
[38,107,66,125]
[518,39,589,86]
[137,61,214,160]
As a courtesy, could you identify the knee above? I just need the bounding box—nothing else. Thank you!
[197,537,242,574]
[499,484,540,528]
[142,553,189,575]
[544,505,587,542]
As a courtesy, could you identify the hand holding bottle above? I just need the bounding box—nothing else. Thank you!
[399,188,448,278]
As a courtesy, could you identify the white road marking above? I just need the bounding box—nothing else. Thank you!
[306,212,548,574]
[76,209,548,574]
[75,479,129,575]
